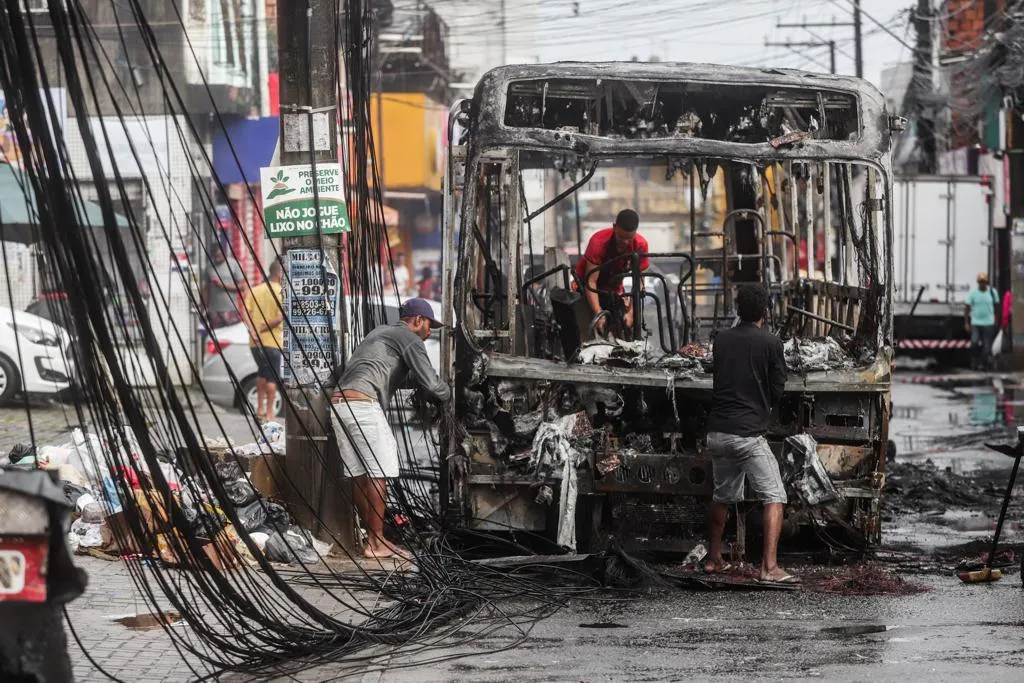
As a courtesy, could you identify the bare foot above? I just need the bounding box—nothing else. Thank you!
[363,543,411,561]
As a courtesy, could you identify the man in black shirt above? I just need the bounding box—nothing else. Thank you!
[703,284,798,584]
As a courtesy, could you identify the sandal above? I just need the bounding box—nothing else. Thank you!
[756,573,801,585]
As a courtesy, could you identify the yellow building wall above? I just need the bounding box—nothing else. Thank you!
[369,92,447,191]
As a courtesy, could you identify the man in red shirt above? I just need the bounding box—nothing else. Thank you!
[575,209,649,336]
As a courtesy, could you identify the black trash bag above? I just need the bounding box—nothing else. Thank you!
[235,500,267,532]
[8,443,37,466]
[215,461,258,506]
[183,507,227,542]
[263,526,319,565]
[214,461,244,481]
[61,481,91,507]
[263,501,291,530]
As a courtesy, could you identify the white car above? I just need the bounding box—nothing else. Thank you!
[0,306,74,402]
[200,296,442,416]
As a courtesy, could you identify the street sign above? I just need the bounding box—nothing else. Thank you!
[282,249,340,387]
[260,163,350,237]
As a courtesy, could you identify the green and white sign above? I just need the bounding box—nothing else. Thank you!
[259,163,351,237]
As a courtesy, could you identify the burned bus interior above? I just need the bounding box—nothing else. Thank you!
[444,66,895,556]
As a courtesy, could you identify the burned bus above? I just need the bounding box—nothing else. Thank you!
[439,63,899,554]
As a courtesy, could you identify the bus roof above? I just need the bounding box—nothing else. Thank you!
[468,61,894,165]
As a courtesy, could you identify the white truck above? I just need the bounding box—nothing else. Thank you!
[892,175,994,358]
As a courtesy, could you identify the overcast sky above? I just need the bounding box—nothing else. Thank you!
[434,0,916,91]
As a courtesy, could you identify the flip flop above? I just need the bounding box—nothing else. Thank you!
[756,573,801,585]
[702,562,733,574]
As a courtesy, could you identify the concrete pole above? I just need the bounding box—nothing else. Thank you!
[277,0,357,552]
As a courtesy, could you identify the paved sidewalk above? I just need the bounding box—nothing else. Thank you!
[66,557,204,682]
[65,555,408,682]
[0,389,263,455]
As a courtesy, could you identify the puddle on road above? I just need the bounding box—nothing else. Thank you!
[925,510,995,532]
[821,624,888,637]
[892,375,1019,473]
[113,611,181,630]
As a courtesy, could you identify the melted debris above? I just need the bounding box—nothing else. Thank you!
[579,340,650,367]
[577,336,864,374]
[784,337,854,372]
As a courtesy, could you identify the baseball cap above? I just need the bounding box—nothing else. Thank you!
[399,298,444,328]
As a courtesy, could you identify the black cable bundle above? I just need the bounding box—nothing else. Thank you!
[0,1,602,680]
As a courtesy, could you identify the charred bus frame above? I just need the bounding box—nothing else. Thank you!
[439,63,899,553]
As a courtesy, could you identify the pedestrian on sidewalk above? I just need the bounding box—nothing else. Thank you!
[392,251,411,297]
[1002,289,1013,354]
[329,298,449,560]
[703,283,798,585]
[243,259,285,422]
[417,265,438,300]
[964,272,999,371]
[206,245,247,328]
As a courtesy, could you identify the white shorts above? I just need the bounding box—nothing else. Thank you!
[331,400,399,479]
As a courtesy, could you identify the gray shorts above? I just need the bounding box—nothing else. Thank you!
[707,432,788,505]
[331,400,399,479]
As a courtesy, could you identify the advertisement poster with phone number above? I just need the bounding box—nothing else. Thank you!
[282,249,340,387]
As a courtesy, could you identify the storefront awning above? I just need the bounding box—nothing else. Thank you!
[212,117,279,186]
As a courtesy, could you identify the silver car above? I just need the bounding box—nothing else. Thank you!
[200,296,442,416]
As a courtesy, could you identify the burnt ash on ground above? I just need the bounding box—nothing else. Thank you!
[883,460,1007,514]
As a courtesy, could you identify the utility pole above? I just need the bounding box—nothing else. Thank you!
[765,40,837,73]
[776,16,862,77]
[910,0,935,174]
[276,0,356,552]
[853,0,863,79]
[499,0,507,65]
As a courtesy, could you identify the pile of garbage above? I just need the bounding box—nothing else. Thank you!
[783,337,854,373]
[1,421,331,569]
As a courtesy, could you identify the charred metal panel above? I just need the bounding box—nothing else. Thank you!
[604,495,708,553]
[808,394,876,442]
[816,444,876,480]
[595,453,714,496]
[468,485,548,531]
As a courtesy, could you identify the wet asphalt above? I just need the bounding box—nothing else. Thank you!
[369,372,1024,683]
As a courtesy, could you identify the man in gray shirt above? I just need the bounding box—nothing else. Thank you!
[206,247,246,328]
[331,298,449,560]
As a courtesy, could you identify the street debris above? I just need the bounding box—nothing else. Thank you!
[956,547,1016,572]
[528,412,593,551]
[812,565,928,596]
[782,434,841,506]
[884,461,1000,514]
[1,420,333,570]
[114,611,182,631]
